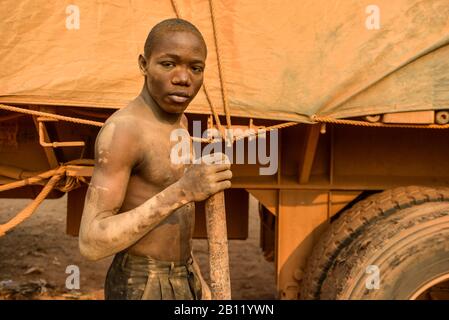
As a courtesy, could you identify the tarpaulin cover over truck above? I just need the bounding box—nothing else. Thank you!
[1,0,449,123]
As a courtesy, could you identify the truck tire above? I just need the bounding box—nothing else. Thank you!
[301,186,449,299]
[322,201,449,299]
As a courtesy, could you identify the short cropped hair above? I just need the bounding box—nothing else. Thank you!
[144,18,207,58]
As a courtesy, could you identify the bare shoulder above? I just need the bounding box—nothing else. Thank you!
[97,111,138,150]
[95,104,143,169]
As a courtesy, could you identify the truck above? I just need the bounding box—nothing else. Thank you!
[1,0,449,299]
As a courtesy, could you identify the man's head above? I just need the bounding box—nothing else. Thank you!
[139,19,207,114]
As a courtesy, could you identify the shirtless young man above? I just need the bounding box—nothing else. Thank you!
[78,19,232,300]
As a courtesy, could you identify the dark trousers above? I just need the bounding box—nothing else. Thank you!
[105,251,202,300]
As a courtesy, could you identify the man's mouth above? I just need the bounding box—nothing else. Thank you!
[168,92,190,104]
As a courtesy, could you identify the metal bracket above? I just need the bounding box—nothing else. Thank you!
[37,117,85,148]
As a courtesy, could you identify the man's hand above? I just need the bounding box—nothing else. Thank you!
[178,152,232,202]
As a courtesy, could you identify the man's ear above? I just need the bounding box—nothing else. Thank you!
[138,54,148,76]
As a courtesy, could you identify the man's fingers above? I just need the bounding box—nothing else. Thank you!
[212,163,231,172]
[201,152,231,165]
[214,170,232,182]
[214,180,232,192]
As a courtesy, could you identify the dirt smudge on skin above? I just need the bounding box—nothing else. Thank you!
[98,123,116,153]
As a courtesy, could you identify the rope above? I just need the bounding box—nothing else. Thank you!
[0,104,103,127]
[191,121,299,143]
[0,167,65,236]
[312,115,449,129]
[2,100,294,144]
[0,162,94,193]
[203,82,225,136]
[170,0,181,16]
[0,167,64,192]
[234,121,298,142]
[208,0,232,131]
[57,175,88,193]
[0,163,93,236]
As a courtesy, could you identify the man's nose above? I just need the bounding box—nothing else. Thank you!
[172,67,191,86]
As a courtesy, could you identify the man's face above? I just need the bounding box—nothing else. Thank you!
[140,31,206,114]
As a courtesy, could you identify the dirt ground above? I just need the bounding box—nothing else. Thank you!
[0,195,276,300]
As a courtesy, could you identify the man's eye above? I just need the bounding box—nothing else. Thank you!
[192,66,204,73]
[161,62,175,68]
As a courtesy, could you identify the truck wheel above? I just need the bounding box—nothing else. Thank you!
[322,201,449,299]
[301,186,449,299]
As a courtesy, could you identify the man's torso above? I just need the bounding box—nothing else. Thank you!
[105,97,195,262]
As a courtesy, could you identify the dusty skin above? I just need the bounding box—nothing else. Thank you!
[78,24,232,300]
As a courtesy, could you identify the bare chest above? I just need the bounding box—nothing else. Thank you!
[134,126,190,189]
